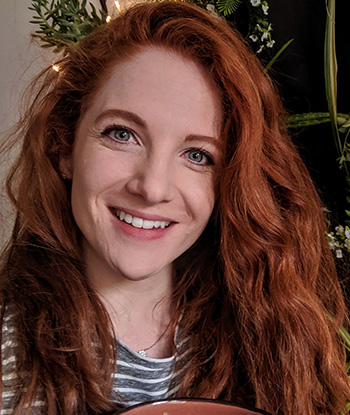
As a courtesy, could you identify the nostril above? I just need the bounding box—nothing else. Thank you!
[125,170,173,205]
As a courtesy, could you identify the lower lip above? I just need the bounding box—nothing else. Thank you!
[109,210,173,241]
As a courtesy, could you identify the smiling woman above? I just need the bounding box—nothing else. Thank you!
[60,47,219,286]
[0,2,350,415]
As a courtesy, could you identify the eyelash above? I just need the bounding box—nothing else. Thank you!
[101,125,136,144]
[185,148,215,166]
[100,125,215,166]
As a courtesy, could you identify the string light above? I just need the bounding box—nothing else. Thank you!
[52,64,61,72]
[115,1,121,13]
[106,1,121,21]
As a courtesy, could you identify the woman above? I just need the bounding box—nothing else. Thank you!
[0,2,349,414]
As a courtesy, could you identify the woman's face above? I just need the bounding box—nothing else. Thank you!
[61,47,222,283]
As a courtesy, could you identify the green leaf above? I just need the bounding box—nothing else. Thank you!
[339,118,350,133]
[287,112,350,129]
[324,0,348,179]
[339,155,346,165]
[217,0,243,16]
[265,38,294,72]
[287,112,331,128]
[29,0,107,54]
[339,325,350,352]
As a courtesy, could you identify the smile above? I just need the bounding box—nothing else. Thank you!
[111,208,171,229]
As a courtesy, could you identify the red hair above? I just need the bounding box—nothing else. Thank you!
[1,2,349,414]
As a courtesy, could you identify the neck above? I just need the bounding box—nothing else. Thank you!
[84,245,174,357]
[100,281,174,358]
[98,274,174,328]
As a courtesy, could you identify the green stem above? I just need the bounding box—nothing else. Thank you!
[324,0,349,175]
[265,38,294,72]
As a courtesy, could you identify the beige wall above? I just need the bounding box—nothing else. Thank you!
[0,0,111,246]
[0,0,54,246]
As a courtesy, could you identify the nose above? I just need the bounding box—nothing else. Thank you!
[125,155,174,205]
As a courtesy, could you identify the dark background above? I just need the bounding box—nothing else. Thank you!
[269,0,350,223]
[234,0,349,224]
[266,0,349,223]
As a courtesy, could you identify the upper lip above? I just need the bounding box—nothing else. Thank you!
[109,206,176,223]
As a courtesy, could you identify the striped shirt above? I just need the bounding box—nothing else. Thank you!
[0,307,191,413]
[114,335,191,406]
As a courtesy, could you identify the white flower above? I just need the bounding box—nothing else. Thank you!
[345,228,350,238]
[261,31,269,41]
[336,249,343,258]
[328,241,335,250]
[345,239,350,249]
[206,4,215,12]
[326,232,335,250]
[206,4,218,17]
[256,23,263,32]
[262,4,269,15]
[249,34,258,42]
[250,0,261,6]
[257,45,265,54]
[266,40,275,48]
[335,225,344,235]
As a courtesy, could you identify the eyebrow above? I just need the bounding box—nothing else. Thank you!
[185,134,220,150]
[94,109,146,128]
[94,108,220,149]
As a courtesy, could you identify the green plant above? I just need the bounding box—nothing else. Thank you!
[215,0,275,54]
[217,0,243,15]
[286,0,350,257]
[29,0,107,55]
[29,0,276,56]
[326,225,350,259]
[287,0,350,170]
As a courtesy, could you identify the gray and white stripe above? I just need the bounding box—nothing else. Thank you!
[1,307,191,413]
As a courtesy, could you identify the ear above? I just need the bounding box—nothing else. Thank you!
[59,156,73,180]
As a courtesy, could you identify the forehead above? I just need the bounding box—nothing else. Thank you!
[82,47,222,136]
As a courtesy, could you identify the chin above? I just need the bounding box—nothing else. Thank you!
[109,260,172,283]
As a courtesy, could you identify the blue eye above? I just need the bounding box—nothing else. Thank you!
[187,149,214,166]
[101,126,135,144]
[111,128,131,142]
[188,150,205,163]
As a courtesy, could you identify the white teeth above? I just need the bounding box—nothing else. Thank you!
[132,217,143,228]
[124,213,132,224]
[113,209,171,230]
[142,220,154,229]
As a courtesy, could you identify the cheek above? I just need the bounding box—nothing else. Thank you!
[69,159,114,227]
[187,177,215,224]
[72,152,124,194]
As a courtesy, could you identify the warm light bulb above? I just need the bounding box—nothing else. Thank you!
[106,15,112,22]
[115,1,121,12]
[52,64,60,72]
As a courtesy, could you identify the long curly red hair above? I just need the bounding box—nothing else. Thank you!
[1,2,349,415]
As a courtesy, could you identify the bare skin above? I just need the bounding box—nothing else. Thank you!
[61,48,221,358]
